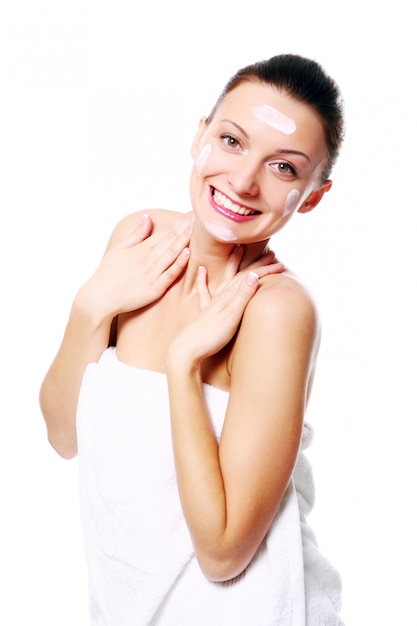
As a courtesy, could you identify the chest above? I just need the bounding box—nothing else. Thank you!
[114,293,232,391]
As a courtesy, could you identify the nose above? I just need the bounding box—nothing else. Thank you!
[228,157,260,197]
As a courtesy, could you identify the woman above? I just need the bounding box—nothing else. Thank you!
[40,54,345,625]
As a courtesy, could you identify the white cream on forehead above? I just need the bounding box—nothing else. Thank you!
[194,144,211,176]
[204,221,237,242]
[251,104,296,135]
[282,189,301,217]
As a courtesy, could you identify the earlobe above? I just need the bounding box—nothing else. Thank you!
[298,180,333,214]
[191,117,208,159]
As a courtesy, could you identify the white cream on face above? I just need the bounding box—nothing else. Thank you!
[251,104,296,135]
[194,143,211,176]
[282,189,301,217]
[204,221,237,242]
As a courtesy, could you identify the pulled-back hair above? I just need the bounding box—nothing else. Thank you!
[207,54,345,181]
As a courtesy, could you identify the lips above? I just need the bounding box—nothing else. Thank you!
[209,187,260,222]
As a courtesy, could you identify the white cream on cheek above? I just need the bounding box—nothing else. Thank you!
[282,189,300,217]
[194,143,211,176]
[283,159,325,218]
[203,222,238,242]
[251,104,296,135]
[294,162,325,212]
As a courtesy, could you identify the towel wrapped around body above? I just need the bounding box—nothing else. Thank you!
[77,348,343,625]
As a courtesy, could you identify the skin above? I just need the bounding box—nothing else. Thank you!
[40,81,333,582]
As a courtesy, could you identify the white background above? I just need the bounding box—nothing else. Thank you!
[1,1,416,624]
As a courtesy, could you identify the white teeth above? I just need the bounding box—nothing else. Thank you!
[213,189,256,216]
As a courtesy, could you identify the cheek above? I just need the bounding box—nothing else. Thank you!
[194,144,211,176]
[194,143,237,178]
[282,189,301,217]
[296,162,325,207]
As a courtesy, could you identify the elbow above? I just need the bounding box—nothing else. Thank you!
[55,445,78,461]
[192,524,266,582]
[196,548,253,583]
[47,430,78,460]
[40,400,78,459]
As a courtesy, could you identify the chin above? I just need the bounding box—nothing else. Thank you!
[203,221,238,242]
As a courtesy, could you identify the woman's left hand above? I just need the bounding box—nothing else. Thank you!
[197,245,283,306]
[168,247,284,366]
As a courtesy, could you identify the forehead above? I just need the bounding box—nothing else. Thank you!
[214,81,313,123]
[211,81,326,159]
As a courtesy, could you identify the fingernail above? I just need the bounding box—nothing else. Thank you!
[246,272,259,286]
[139,213,149,226]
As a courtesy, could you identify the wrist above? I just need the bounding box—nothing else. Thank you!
[166,338,203,381]
[72,283,114,331]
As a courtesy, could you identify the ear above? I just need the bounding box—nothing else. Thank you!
[298,180,333,214]
[191,117,208,159]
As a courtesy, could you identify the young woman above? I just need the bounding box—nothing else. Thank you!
[40,54,345,625]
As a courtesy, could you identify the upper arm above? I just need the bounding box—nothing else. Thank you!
[218,275,320,561]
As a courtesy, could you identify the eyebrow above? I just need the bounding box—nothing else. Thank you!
[219,119,249,139]
[219,119,311,163]
[274,149,311,163]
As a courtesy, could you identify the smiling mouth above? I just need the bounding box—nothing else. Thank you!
[211,187,260,218]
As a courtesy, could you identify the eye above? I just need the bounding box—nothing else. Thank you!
[221,134,241,149]
[270,161,296,177]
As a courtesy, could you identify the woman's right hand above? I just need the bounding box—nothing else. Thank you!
[77,212,193,320]
[40,211,193,459]
[168,246,285,367]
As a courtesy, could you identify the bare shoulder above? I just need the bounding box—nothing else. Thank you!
[234,269,321,368]
[228,269,321,398]
[252,270,320,332]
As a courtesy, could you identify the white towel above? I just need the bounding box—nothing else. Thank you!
[293,445,344,625]
[77,348,343,625]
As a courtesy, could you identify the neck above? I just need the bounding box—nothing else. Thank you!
[181,224,271,294]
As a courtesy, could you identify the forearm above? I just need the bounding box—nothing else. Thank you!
[164,272,268,579]
[166,356,247,581]
[39,287,113,459]
[164,270,312,582]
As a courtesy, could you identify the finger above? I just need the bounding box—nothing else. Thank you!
[117,214,154,250]
[221,271,259,321]
[263,249,281,265]
[212,246,245,296]
[243,249,277,270]
[256,262,285,279]
[154,247,191,295]
[241,271,259,294]
[196,265,211,309]
[151,220,194,275]
[230,271,260,307]
[265,249,284,267]
[222,245,245,284]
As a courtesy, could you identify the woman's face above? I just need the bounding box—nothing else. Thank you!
[190,81,330,244]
